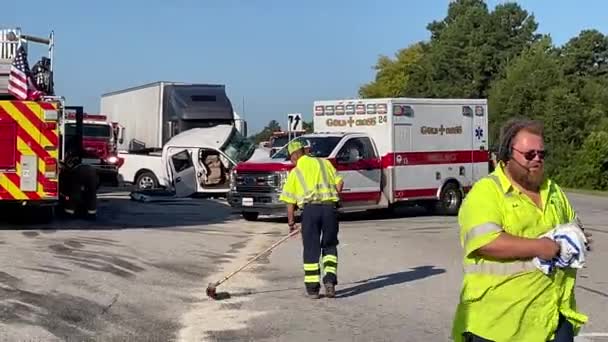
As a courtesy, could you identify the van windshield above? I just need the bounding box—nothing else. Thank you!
[271,136,289,148]
[271,136,342,160]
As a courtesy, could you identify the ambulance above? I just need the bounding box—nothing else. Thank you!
[227,97,490,221]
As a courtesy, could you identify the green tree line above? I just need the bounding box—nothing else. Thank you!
[359,0,608,190]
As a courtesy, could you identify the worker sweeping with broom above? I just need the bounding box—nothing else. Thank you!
[279,140,344,299]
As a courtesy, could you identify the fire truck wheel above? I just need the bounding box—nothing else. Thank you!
[437,182,463,216]
[76,165,98,219]
[242,212,259,221]
[135,171,159,190]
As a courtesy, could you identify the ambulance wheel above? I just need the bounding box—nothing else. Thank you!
[242,212,259,221]
[437,182,463,216]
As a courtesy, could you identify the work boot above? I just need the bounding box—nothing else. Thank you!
[305,285,320,299]
[306,291,320,299]
[324,282,336,298]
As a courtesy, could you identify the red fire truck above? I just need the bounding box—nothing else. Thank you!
[0,28,98,222]
[64,112,123,187]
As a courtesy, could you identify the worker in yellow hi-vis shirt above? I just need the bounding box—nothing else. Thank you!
[452,118,592,342]
[279,140,344,299]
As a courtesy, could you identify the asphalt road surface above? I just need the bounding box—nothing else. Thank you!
[0,190,606,341]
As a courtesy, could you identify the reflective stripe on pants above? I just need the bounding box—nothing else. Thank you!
[301,203,339,291]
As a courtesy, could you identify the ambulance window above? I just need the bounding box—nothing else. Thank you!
[337,137,376,162]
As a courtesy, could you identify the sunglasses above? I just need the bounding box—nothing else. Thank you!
[513,147,546,161]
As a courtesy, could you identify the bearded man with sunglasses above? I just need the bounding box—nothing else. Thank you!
[451,118,591,342]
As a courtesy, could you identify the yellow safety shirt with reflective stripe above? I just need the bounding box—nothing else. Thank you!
[279,155,342,207]
[452,162,588,342]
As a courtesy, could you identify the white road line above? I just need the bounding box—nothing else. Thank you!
[575,332,608,341]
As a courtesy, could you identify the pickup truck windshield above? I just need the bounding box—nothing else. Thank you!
[222,129,255,163]
[271,136,342,160]
[271,136,289,148]
[65,123,111,138]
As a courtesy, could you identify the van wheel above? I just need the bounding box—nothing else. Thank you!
[135,171,158,190]
[436,182,463,216]
[242,212,259,221]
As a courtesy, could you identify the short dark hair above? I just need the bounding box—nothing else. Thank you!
[497,118,544,162]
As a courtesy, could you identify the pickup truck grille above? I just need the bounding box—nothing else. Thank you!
[235,172,279,193]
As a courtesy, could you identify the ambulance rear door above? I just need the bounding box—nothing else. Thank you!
[469,101,489,181]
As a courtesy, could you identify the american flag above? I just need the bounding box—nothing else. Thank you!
[8,45,42,101]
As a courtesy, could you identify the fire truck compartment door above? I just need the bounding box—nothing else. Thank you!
[334,136,381,206]
[168,149,198,197]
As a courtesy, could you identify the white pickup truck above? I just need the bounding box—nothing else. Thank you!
[118,124,256,196]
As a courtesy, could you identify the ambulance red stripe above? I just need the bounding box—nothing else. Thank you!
[235,150,488,173]
[394,186,473,199]
[340,191,381,202]
[381,150,489,168]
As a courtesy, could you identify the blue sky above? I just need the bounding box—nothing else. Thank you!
[3,0,608,134]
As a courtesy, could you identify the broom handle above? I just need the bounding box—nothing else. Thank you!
[215,228,300,285]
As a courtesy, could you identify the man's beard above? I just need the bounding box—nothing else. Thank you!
[506,159,545,192]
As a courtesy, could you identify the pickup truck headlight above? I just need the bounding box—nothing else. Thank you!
[230,169,237,191]
[276,170,289,191]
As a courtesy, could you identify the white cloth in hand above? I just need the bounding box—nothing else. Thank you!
[533,222,588,275]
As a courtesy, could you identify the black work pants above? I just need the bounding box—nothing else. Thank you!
[301,203,339,293]
[463,314,574,342]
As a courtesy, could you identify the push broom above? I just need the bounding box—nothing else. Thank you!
[206,227,301,300]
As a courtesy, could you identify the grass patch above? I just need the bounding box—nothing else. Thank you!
[563,187,608,197]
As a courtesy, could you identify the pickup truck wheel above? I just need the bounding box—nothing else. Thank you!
[135,171,158,190]
[436,182,463,216]
[242,212,259,221]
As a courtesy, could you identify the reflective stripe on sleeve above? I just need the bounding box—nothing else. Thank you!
[280,191,300,201]
[463,260,538,275]
[464,223,503,245]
